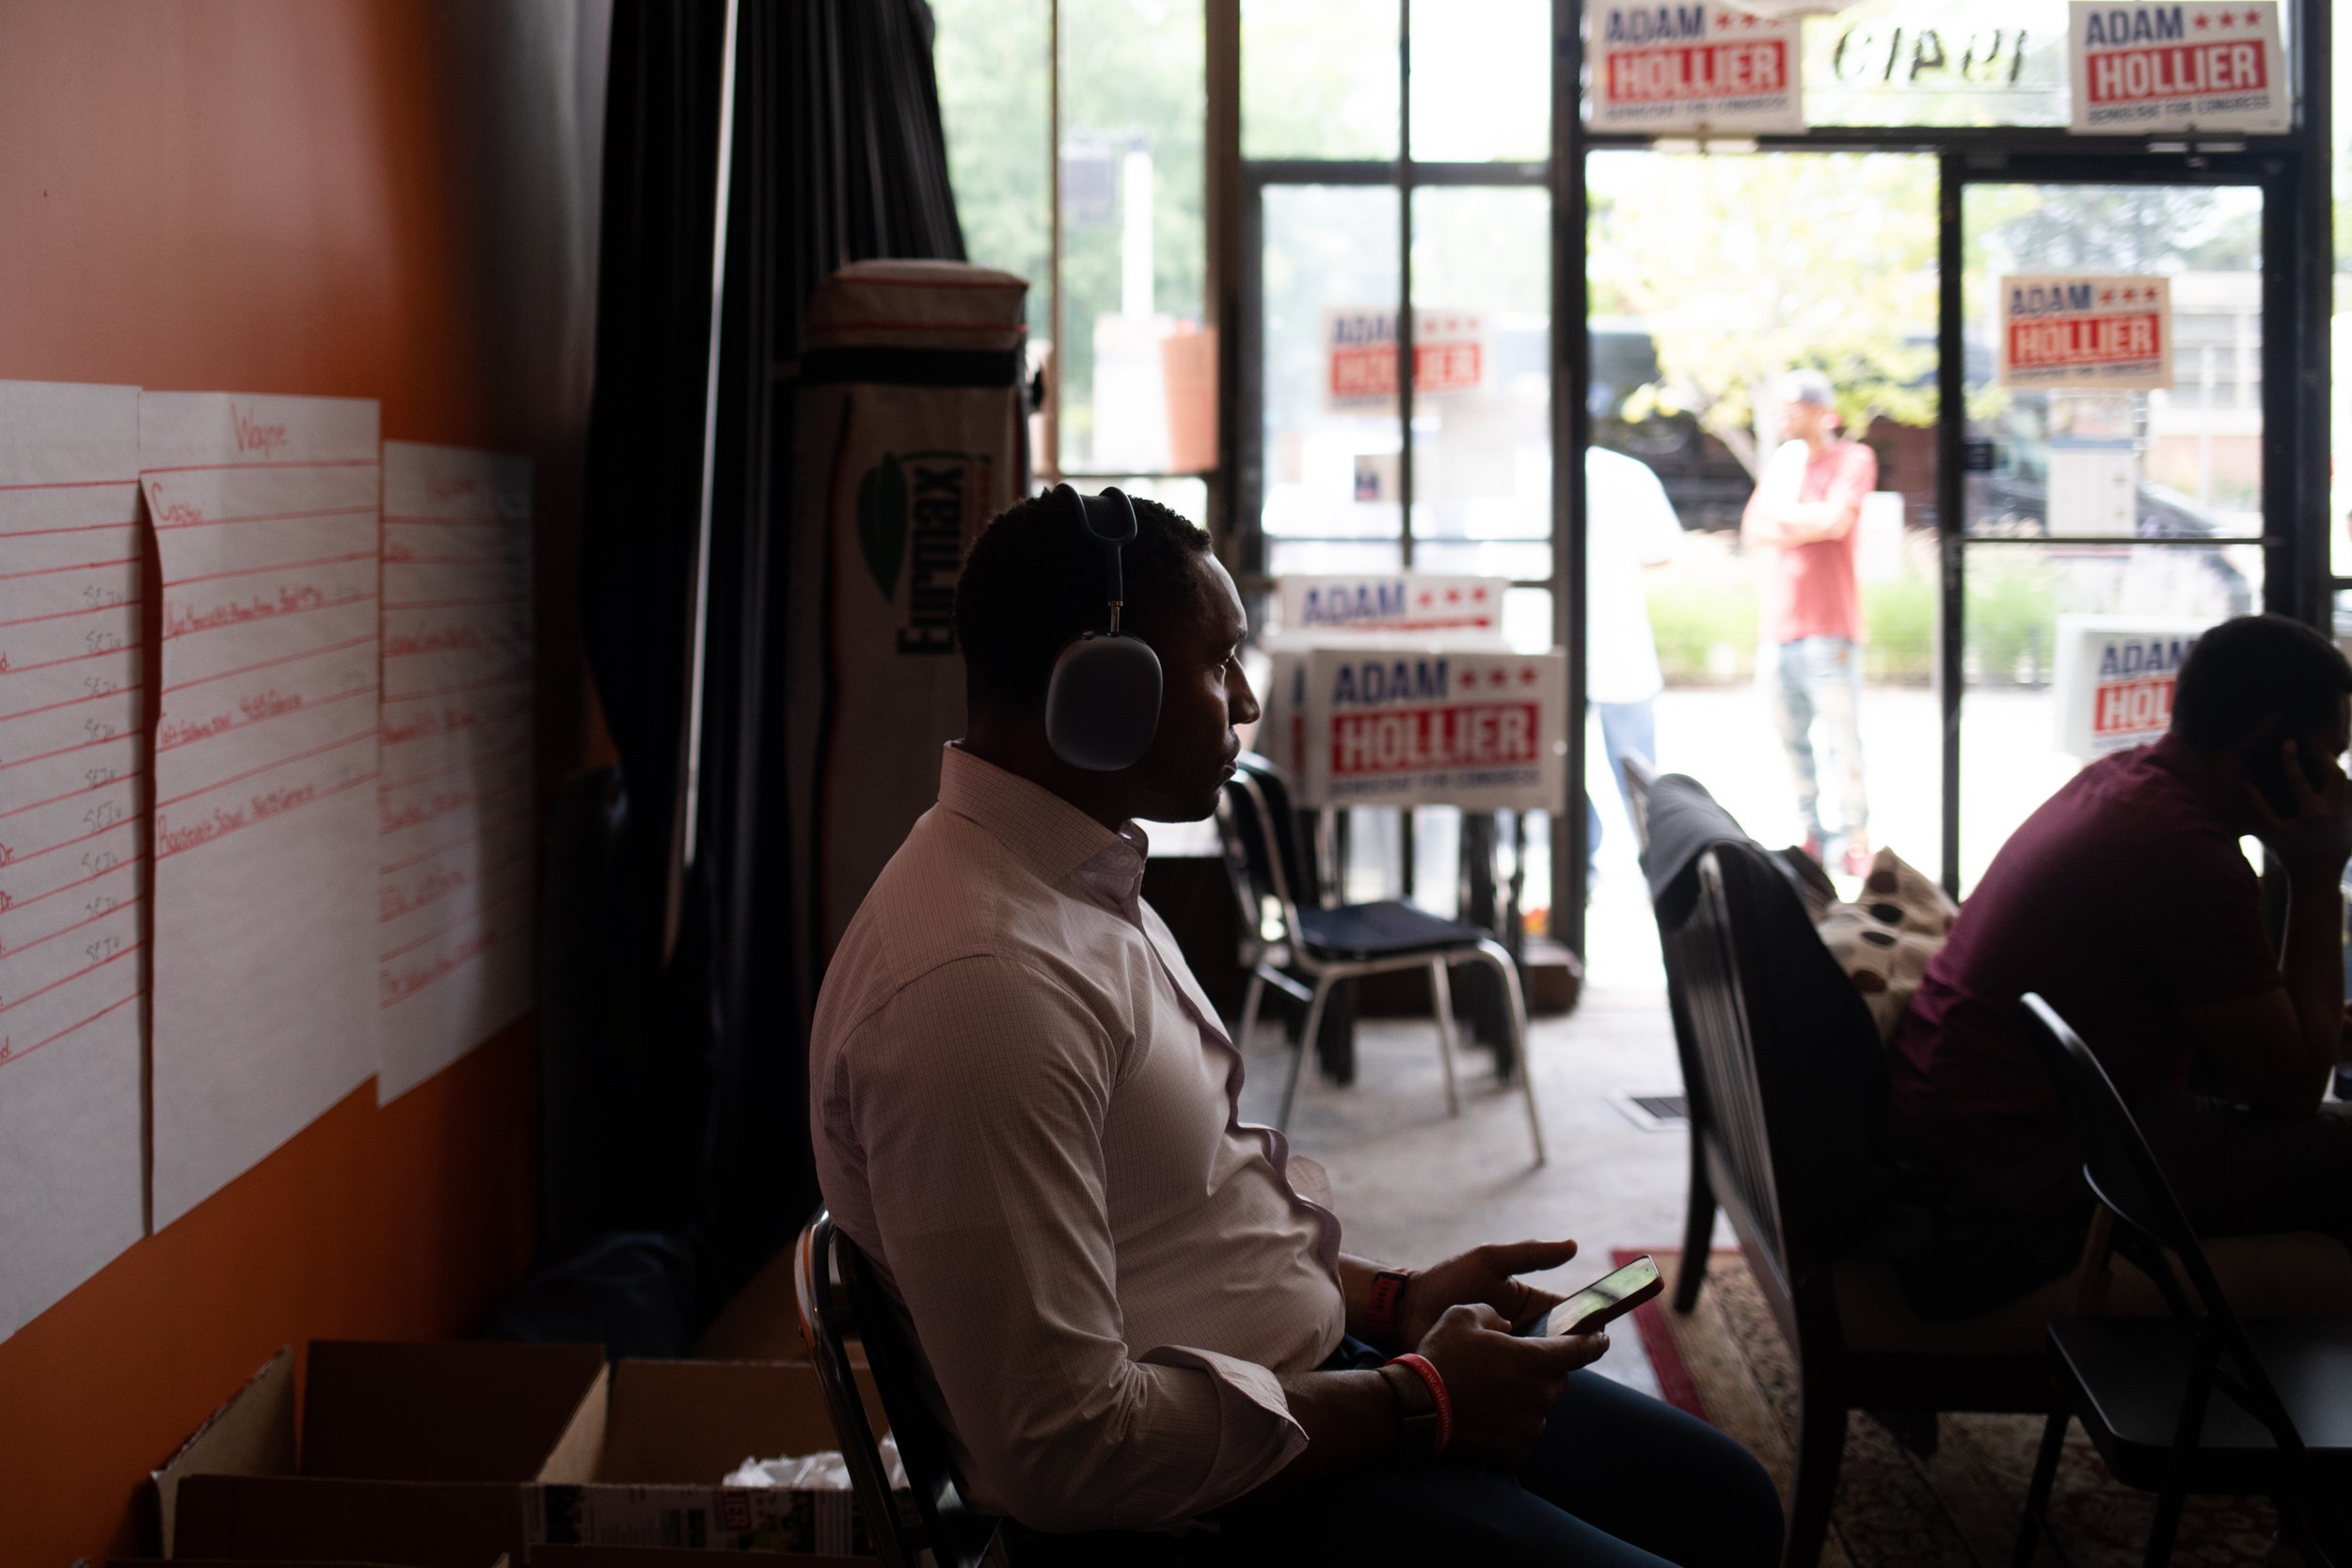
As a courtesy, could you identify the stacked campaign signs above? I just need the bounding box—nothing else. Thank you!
[0,378,537,1337]
[1257,574,1568,813]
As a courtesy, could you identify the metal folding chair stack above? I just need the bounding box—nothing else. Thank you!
[1214,752,1545,1164]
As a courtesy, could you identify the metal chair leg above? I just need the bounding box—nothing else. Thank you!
[1673,1143,1715,1313]
[1475,938,1544,1165]
[1279,977,1334,1134]
[2010,1410,2069,1568]
[1235,967,1267,1051]
[1426,958,1462,1117]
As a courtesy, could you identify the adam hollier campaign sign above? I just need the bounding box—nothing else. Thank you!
[1263,644,1568,812]
[1588,4,1803,135]
[2069,3,2288,135]
[2051,614,2213,760]
[1998,276,2173,392]
[1275,574,1511,639]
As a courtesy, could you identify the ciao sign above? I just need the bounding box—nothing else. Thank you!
[1257,641,1568,811]
[2069,2,2288,134]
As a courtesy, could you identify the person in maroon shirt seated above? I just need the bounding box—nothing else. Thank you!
[1888,614,2352,1307]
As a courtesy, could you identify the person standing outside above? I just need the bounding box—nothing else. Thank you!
[1584,446,1683,885]
[1742,370,1877,875]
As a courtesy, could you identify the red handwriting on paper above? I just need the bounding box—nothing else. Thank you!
[385,539,414,562]
[151,496,204,528]
[251,782,316,819]
[157,804,246,857]
[232,404,288,455]
[159,711,237,750]
[382,864,470,922]
[240,689,301,722]
[382,711,440,745]
[385,624,487,657]
[381,929,495,1007]
[381,787,473,835]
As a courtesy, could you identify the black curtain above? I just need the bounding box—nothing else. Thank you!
[556,0,965,1318]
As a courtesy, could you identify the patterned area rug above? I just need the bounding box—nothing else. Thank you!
[1619,1249,2281,1568]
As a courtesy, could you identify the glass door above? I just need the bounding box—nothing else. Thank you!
[1947,171,2273,888]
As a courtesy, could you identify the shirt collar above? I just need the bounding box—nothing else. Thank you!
[936,744,1152,904]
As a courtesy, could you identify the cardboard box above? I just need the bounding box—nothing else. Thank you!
[158,1341,606,1566]
[156,1344,900,1562]
[542,1358,901,1557]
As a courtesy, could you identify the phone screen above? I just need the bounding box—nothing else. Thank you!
[1548,1255,1662,1337]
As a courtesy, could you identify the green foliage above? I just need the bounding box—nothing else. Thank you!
[1964,552,2059,687]
[1589,151,1940,474]
[1859,570,1934,685]
[930,0,1207,469]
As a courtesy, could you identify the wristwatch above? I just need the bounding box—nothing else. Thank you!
[1377,1360,1442,1460]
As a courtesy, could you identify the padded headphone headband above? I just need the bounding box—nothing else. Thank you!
[1043,483,1163,771]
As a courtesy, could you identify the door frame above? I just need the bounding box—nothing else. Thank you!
[1933,150,2315,890]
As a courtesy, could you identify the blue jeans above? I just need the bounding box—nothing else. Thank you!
[1009,1343,1785,1566]
[1766,637,1866,841]
[1585,698,1658,879]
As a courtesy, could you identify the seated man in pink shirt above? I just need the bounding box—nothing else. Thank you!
[809,487,1782,1565]
[1889,615,2352,1310]
[1741,371,1877,876]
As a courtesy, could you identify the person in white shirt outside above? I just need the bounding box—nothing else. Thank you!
[1584,446,1683,887]
[809,488,1784,1565]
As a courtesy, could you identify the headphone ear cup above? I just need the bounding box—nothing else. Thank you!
[1045,634,1163,772]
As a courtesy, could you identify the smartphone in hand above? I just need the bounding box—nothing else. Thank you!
[1533,1254,1662,1337]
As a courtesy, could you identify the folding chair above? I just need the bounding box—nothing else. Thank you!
[795,1211,1004,1568]
[2012,995,2352,1568]
[1215,752,1545,1164]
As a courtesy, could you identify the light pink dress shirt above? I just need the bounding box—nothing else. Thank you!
[810,745,1348,1533]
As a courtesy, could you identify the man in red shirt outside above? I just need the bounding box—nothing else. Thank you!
[1888,615,2352,1308]
[1741,371,1878,876]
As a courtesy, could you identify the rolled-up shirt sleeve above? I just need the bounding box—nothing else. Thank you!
[837,954,1309,1532]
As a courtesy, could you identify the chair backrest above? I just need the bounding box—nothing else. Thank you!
[1216,753,1315,946]
[1664,842,1898,1293]
[2016,995,2315,1456]
[795,1212,1000,1568]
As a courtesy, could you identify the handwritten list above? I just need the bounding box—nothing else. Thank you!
[142,392,380,1227]
[0,381,149,1338]
[376,441,533,1101]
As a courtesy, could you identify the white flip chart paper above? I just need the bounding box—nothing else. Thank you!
[142,393,379,1227]
[0,381,148,1338]
[376,442,533,1102]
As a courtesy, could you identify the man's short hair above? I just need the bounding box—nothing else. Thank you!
[2171,614,2352,750]
[953,488,1213,716]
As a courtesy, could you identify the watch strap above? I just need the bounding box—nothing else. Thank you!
[1365,1266,1416,1344]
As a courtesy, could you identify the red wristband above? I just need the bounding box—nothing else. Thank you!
[1365,1267,1415,1344]
[1387,1353,1453,1454]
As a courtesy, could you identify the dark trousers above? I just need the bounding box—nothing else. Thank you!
[1009,1344,1784,1568]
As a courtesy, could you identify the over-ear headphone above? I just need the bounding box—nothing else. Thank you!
[1044,483,1163,771]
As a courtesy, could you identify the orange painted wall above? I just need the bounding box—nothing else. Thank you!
[0,3,608,1561]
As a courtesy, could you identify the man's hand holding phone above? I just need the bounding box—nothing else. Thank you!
[1414,1303,1610,1463]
